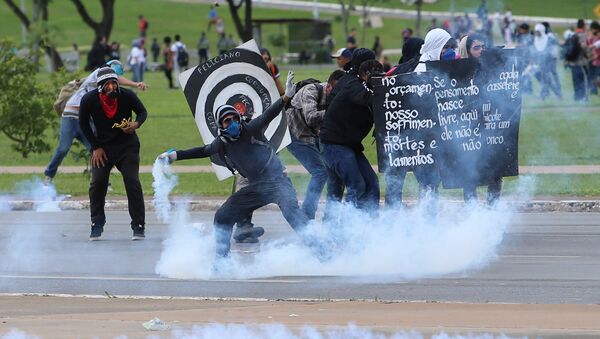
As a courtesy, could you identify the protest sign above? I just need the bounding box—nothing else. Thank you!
[179,39,290,180]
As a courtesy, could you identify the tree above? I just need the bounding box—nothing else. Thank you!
[226,0,253,42]
[400,0,438,36]
[4,0,64,71]
[70,0,115,41]
[338,0,354,38]
[0,40,59,158]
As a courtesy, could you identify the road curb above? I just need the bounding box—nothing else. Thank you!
[5,199,600,212]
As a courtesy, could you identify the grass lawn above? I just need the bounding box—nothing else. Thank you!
[1,172,600,198]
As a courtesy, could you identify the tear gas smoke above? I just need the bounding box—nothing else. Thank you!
[1,325,525,339]
[152,160,519,280]
[0,177,65,212]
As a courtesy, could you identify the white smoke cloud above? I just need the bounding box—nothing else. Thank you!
[1,326,526,339]
[153,160,517,280]
[11,177,65,212]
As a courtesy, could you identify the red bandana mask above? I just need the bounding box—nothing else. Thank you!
[99,92,118,119]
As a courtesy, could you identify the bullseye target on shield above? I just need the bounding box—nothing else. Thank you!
[178,40,290,180]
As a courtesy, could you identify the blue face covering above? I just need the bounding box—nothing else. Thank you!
[224,120,241,139]
[442,48,456,60]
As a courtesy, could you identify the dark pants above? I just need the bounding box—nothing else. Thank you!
[321,143,379,213]
[590,65,600,95]
[198,50,208,63]
[570,65,588,101]
[89,140,145,228]
[463,177,503,205]
[287,138,328,219]
[164,68,173,88]
[384,167,440,208]
[213,174,308,257]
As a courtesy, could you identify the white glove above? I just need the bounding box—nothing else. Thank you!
[158,149,177,164]
[284,70,296,98]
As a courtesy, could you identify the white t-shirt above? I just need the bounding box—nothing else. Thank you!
[64,68,101,112]
[171,41,185,57]
[129,46,145,65]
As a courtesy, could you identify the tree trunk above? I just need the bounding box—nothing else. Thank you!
[70,0,115,40]
[416,0,422,37]
[360,0,368,46]
[339,0,349,38]
[226,0,253,42]
[5,0,64,71]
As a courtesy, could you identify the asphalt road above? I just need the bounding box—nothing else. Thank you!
[1,210,599,304]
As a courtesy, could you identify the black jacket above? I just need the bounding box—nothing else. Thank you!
[319,74,373,152]
[79,88,148,150]
[176,99,286,182]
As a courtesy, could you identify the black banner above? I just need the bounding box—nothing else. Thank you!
[373,49,521,189]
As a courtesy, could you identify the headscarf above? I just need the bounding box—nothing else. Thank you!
[534,23,548,52]
[458,36,469,58]
[399,37,424,64]
[415,28,451,72]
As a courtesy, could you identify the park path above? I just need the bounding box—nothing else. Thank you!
[2,164,600,174]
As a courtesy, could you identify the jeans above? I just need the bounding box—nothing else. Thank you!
[89,138,145,228]
[590,65,600,95]
[44,116,92,178]
[213,174,308,257]
[321,143,380,213]
[384,166,440,208]
[287,138,328,219]
[131,63,144,82]
[570,65,588,101]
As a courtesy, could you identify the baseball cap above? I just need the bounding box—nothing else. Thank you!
[331,48,352,59]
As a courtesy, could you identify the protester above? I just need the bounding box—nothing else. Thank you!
[260,48,285,95]
[158,72,312,259]
[402,28,414,44]
[564,20,589,101]
[372,36,383,59]
[226,34,237,50]
[217,33,228,54]
[387,37,424,75]
[44,61,147,184]
[285,70,345,220]
[86,36,108,71]
[330,48,352,70]
[515,23,534,94]
[531,23,561,99]
[346,28,358,51]
[208,4,218,31]
[138,15,149,37]
[79,68,149,241]
[128,39,146,82]
[163,36,175,89]
[588,21,600,95]
[320,49,382,216]
[151,38,160,63]
[384,29,450,208]
[170,34,186,88]
[197,32,210,63]
[108,41,120,61]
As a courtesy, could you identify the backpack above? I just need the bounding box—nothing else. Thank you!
[563,34,582,62]
[177,44,189,67]
[53,79,82,116]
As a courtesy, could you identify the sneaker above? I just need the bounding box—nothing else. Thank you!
[89,223,104,241]
[132,225,145,240]
[233,225,264,243]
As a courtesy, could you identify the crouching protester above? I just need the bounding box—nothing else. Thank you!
[158,72,313,258]
[79,68,148,241]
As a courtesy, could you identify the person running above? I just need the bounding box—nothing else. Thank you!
[79,68,149,241]
[44,60,147,184]
[158,72,314,259]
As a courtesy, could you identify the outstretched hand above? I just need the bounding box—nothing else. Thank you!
[284,70,296,99]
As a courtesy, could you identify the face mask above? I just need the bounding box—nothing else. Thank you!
[442,48,456,60]
[224,120,241,139]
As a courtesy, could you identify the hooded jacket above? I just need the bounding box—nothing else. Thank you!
[414,28,451,72]
[176,99,286,182]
